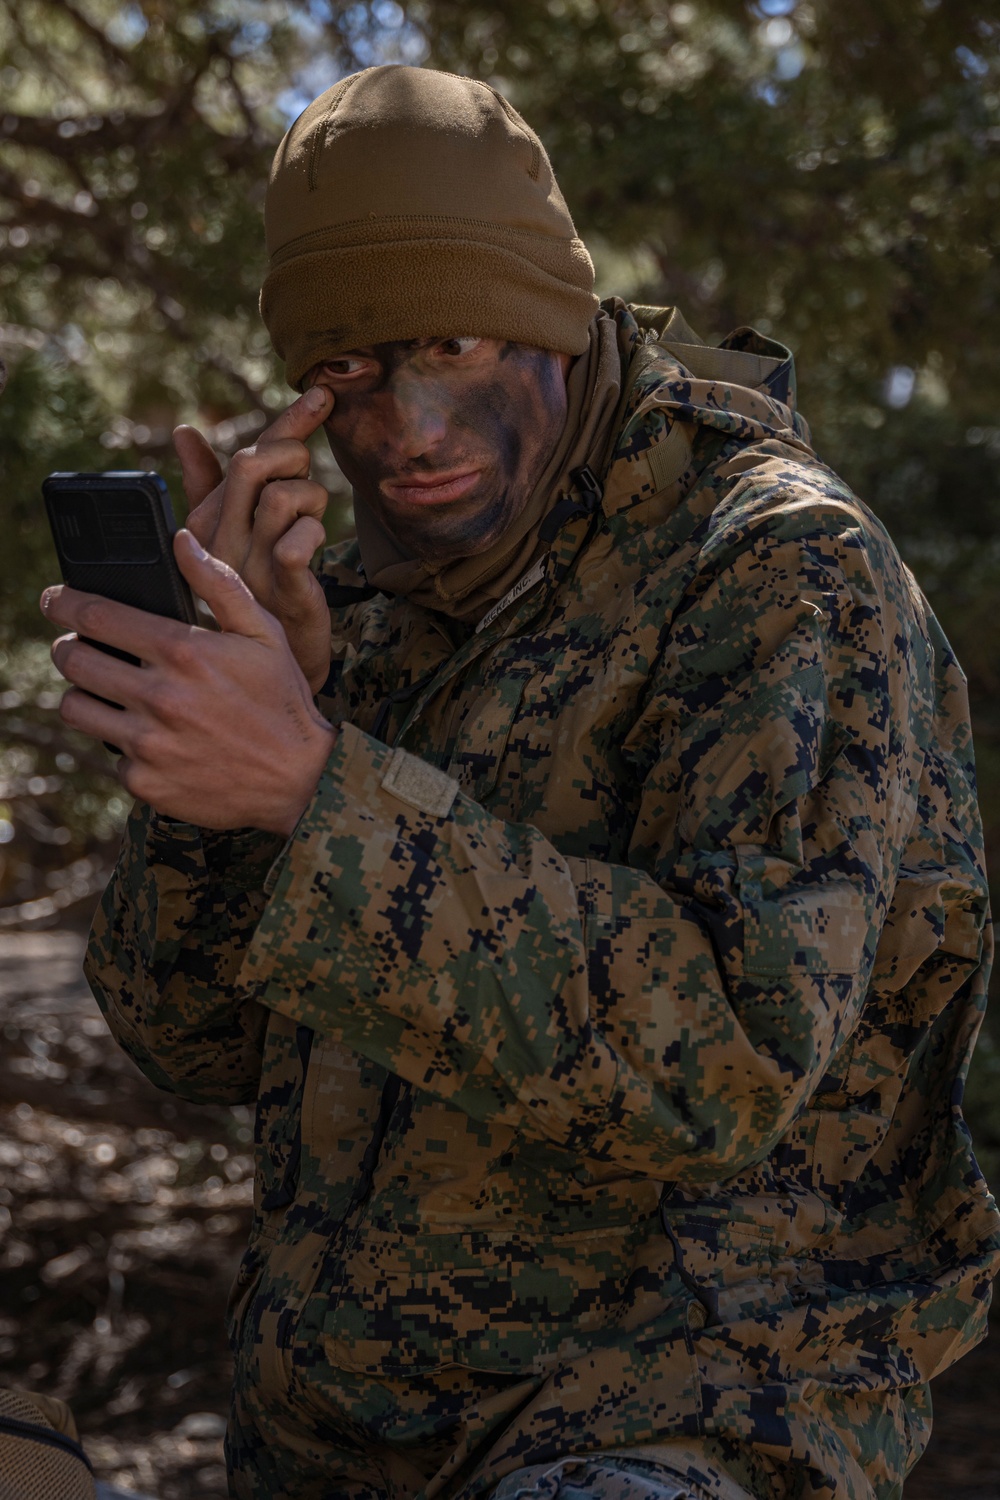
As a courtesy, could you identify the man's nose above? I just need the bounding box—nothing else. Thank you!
[384,377,450,461]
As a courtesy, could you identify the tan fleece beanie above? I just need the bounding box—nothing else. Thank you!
[260,66,599,389]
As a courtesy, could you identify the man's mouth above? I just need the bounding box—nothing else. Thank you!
[381,469,482,507]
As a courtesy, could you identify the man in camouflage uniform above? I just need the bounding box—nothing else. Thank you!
[45,66,999,1500]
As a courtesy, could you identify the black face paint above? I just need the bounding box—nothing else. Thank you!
[319,339,569,565]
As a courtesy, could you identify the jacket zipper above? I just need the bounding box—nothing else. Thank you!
[659,1184,720,1326]
[370,666,440,745]
[348,474,608,1217]
[353,1073,403,1204]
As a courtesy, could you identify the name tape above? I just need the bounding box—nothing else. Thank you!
[475,559,546,635]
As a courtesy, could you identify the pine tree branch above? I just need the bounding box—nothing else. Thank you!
[51,0,135,75]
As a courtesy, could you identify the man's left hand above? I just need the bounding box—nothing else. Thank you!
[42,530,337,836]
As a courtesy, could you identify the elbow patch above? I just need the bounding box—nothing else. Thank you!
[741,878,868,976]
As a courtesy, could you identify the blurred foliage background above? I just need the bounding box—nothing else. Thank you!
[1,0,999,1171]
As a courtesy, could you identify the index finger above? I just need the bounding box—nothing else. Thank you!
[257,384,333,447]
[40,584,194,666]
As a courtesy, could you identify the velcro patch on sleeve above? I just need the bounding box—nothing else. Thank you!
[743,883,867,976]
[381,747,459,819]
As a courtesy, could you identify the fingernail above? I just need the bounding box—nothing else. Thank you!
[40,588,55,614]
[185,531,207,560]
[303,385,329,410]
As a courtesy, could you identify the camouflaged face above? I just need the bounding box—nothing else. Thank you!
[86,301,1000,1500]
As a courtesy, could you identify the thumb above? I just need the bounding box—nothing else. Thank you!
[174,530,272,641]
[173,424,225,510]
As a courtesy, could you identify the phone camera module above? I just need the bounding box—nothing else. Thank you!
[49,491,108,564]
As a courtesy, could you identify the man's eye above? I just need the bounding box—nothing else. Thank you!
[437,337,482,358]
[321,356,368,377]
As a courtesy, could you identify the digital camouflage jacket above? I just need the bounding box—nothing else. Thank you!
[86,304,1000,1500]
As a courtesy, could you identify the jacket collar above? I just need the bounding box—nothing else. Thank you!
[599,301,814,521]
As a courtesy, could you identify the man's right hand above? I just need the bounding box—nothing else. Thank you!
[173,385,334,695]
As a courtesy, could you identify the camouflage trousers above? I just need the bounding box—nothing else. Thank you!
[225,1275,757,1500]
[227,1367,756,1500]
[225,1439,749,1500]
[491,1456,748,1499]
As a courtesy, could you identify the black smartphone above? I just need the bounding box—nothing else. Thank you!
[42,471,197,634]
[42,471,198,752]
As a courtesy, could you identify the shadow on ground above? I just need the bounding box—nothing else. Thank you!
[1,926,249,1497]
[0,926,996,1498]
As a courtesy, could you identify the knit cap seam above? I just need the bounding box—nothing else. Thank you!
[307,72,365,190]
[473,79,541,180]
[301,71,542,192]
[269,219,586,270]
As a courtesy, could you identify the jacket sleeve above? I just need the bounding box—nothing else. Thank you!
[239,510,921,1181]
[84,807,284,1105]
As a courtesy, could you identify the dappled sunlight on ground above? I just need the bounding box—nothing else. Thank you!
[0,928,248,1498]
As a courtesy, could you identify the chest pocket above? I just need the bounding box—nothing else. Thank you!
[446,667,532,802]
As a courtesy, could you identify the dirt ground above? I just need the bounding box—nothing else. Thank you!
[1,925,997,1499]
[0,926,248,1497]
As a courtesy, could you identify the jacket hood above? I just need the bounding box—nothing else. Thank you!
[601,300,814,520]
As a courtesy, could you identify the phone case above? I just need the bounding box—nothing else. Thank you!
[42,470,197,625]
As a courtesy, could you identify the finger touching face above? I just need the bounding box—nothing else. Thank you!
[176,385,334,567]
[305,336,571,565]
